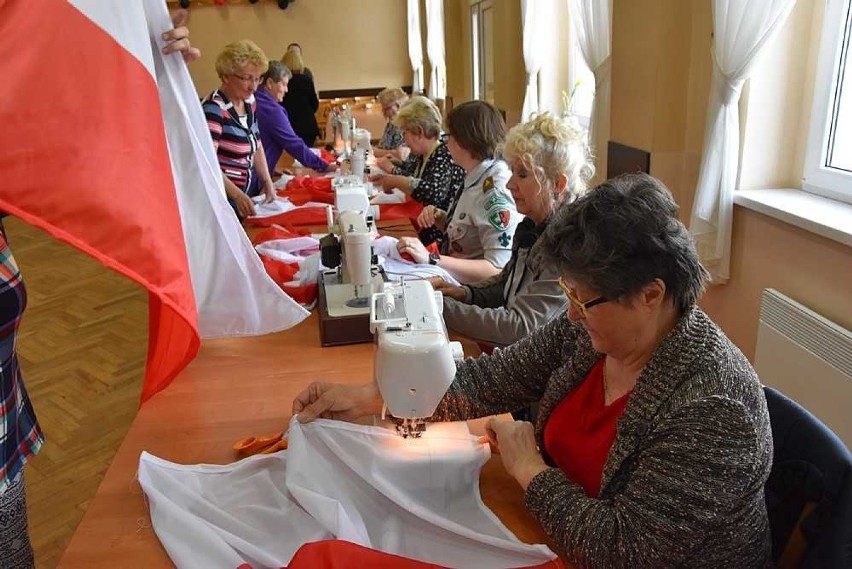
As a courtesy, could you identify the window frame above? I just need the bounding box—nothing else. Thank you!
[802,0,852,204]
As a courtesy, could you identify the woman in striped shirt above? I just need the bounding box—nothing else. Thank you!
[203,40,277,218]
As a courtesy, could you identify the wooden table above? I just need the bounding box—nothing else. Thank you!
[58,312,565,567]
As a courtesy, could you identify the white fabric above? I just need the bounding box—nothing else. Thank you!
[139,418,557,568]
[373,236,461,285]
[569,0,612,177]
[250,197,297,218]
[407,0,425,93]
[425,0,446,100]
[141,0,309,337]
[521,0,545,120]
[688,0,797,283]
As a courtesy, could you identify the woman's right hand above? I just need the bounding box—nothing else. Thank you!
[292,382,383,423]
[428,277,467,301]
[376,156,396,173]
[417,206,447,231]
[234,192,256,218]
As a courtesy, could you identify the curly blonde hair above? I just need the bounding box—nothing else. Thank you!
[377,87,408,107]
[502,113,594,199]
[215,40,269,78]
[393,96,443,138]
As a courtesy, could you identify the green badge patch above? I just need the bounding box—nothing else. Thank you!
[488,208,511,230]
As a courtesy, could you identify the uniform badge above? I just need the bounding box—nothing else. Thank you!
[488,208,511,230]
[498,232,510,247]
[459,212,466,220]
[451,241,463,253]
[482,176,495,192]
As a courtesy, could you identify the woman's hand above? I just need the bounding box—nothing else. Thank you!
[481,417,549,490]
[417,206,447,231]
[234,192,256,217]
[263,180,276,204]
[397,236,430,264]
[324,162,340,173]
[370,174,406,194]
[162,10,201,62]
[292,382,383,423]
[428,277,467,301]
[375,156,397,173]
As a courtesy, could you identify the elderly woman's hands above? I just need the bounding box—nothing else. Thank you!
[292,382,383,423]
[369,173,407,194]
[482,417,549,491]
[162,10,201,62]
[397,236,430,265]
[428,277,467,301]
[417,205,447,232]
[375,156,397,174]
[233,192,256,218]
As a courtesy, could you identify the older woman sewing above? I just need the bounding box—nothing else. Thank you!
[372,87,408,160]
[292,173,773,568]
[395,100,520,284]
[427,112,592,342]
[202,40,276,218]
[370,96,464,246]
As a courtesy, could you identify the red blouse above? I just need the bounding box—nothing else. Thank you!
[542,359,631,497]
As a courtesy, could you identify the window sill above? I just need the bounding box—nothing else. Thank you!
[733,188,852,248]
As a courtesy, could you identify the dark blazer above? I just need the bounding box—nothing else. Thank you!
[433,306,774,568]
[281,72,319,146]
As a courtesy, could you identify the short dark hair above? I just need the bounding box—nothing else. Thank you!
[537,173,709,313]
[262,61,292,84]
[445,100,505,161]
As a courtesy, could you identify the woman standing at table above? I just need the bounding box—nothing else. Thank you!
[203,40,276,218]
[0,17,199,568]
[369,96,464,247]
[252,61,336,183]
[428,112,593,347]
[281,49,320,148]
[293,173,773,568]
[394,101,521,285]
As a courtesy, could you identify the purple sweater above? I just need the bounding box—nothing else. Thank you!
[254,87,328,175]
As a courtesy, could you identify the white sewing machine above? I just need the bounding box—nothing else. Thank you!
[369,279,464,438]
[331,175,372,216]
[319,209,381,311]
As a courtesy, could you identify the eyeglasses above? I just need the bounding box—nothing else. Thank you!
[558,277,609,319]
[232,73,262,84]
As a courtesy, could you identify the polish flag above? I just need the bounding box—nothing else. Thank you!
[0,0,308,402]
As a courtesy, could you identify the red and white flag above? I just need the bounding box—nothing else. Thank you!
[0,0,308,402]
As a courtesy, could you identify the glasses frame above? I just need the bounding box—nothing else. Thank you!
[558,277,609,319]
[231,73,263,85]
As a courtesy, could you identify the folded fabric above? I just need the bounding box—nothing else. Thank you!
[253,229,322,308]
[138,419,560,569]
[373,236,460,286]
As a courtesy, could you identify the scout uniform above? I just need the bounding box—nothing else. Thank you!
[441,159,519,269]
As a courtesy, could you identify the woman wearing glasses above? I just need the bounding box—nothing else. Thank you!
[372,87,408,161]
[291,173,773,568]
[427,113,593,349]
[202,40,276,218]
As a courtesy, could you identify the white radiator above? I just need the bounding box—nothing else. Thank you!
[755,288,852,446]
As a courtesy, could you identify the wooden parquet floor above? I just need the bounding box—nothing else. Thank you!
[6,217,147,568]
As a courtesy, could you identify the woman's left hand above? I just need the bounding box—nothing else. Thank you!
[397,236,430,264]
[374,175,405,194]
[481,417,549,490]
[162,10,201,62]
[376,156,396,173]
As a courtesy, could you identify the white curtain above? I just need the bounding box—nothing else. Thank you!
[425,0,446,100]
[407,0,424,93]
[521,0,545,120]
[569,0,611,180]
[689,0,797,283]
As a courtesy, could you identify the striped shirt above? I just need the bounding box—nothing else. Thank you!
[203,90,260,192]
[0,221,43,493]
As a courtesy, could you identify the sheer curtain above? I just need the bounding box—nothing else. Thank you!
[689,0,797,283]
[569,0,612,180]
[425,0,446,100]
[407,0,424,93]
[521,0,545,120]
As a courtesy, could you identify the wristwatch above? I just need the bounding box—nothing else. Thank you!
[428,252,440,265]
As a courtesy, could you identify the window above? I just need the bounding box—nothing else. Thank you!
[803,0,852,204]
[470,0,494,104]
[567,27,595,130]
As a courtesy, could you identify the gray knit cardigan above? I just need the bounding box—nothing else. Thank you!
[432,306,773,568]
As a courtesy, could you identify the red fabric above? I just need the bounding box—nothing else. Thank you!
[399,240,438,263]
[246,207,330,228]
[319,148,338,163]
[253,227,320,307]
[0,0,200,403]
[252,226,310,245]
[279,176,335,205]
[238,540,564,568]
[543,360,631,497]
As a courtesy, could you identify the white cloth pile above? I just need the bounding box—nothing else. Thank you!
[138,418,557,568]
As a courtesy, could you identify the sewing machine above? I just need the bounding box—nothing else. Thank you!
[331,175,372,217]
[369,279,464,438]
[317,210,385,346]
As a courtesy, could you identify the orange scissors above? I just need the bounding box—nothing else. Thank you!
[233,431,288,457]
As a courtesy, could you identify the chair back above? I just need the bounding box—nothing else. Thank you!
[764,386,852,568]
